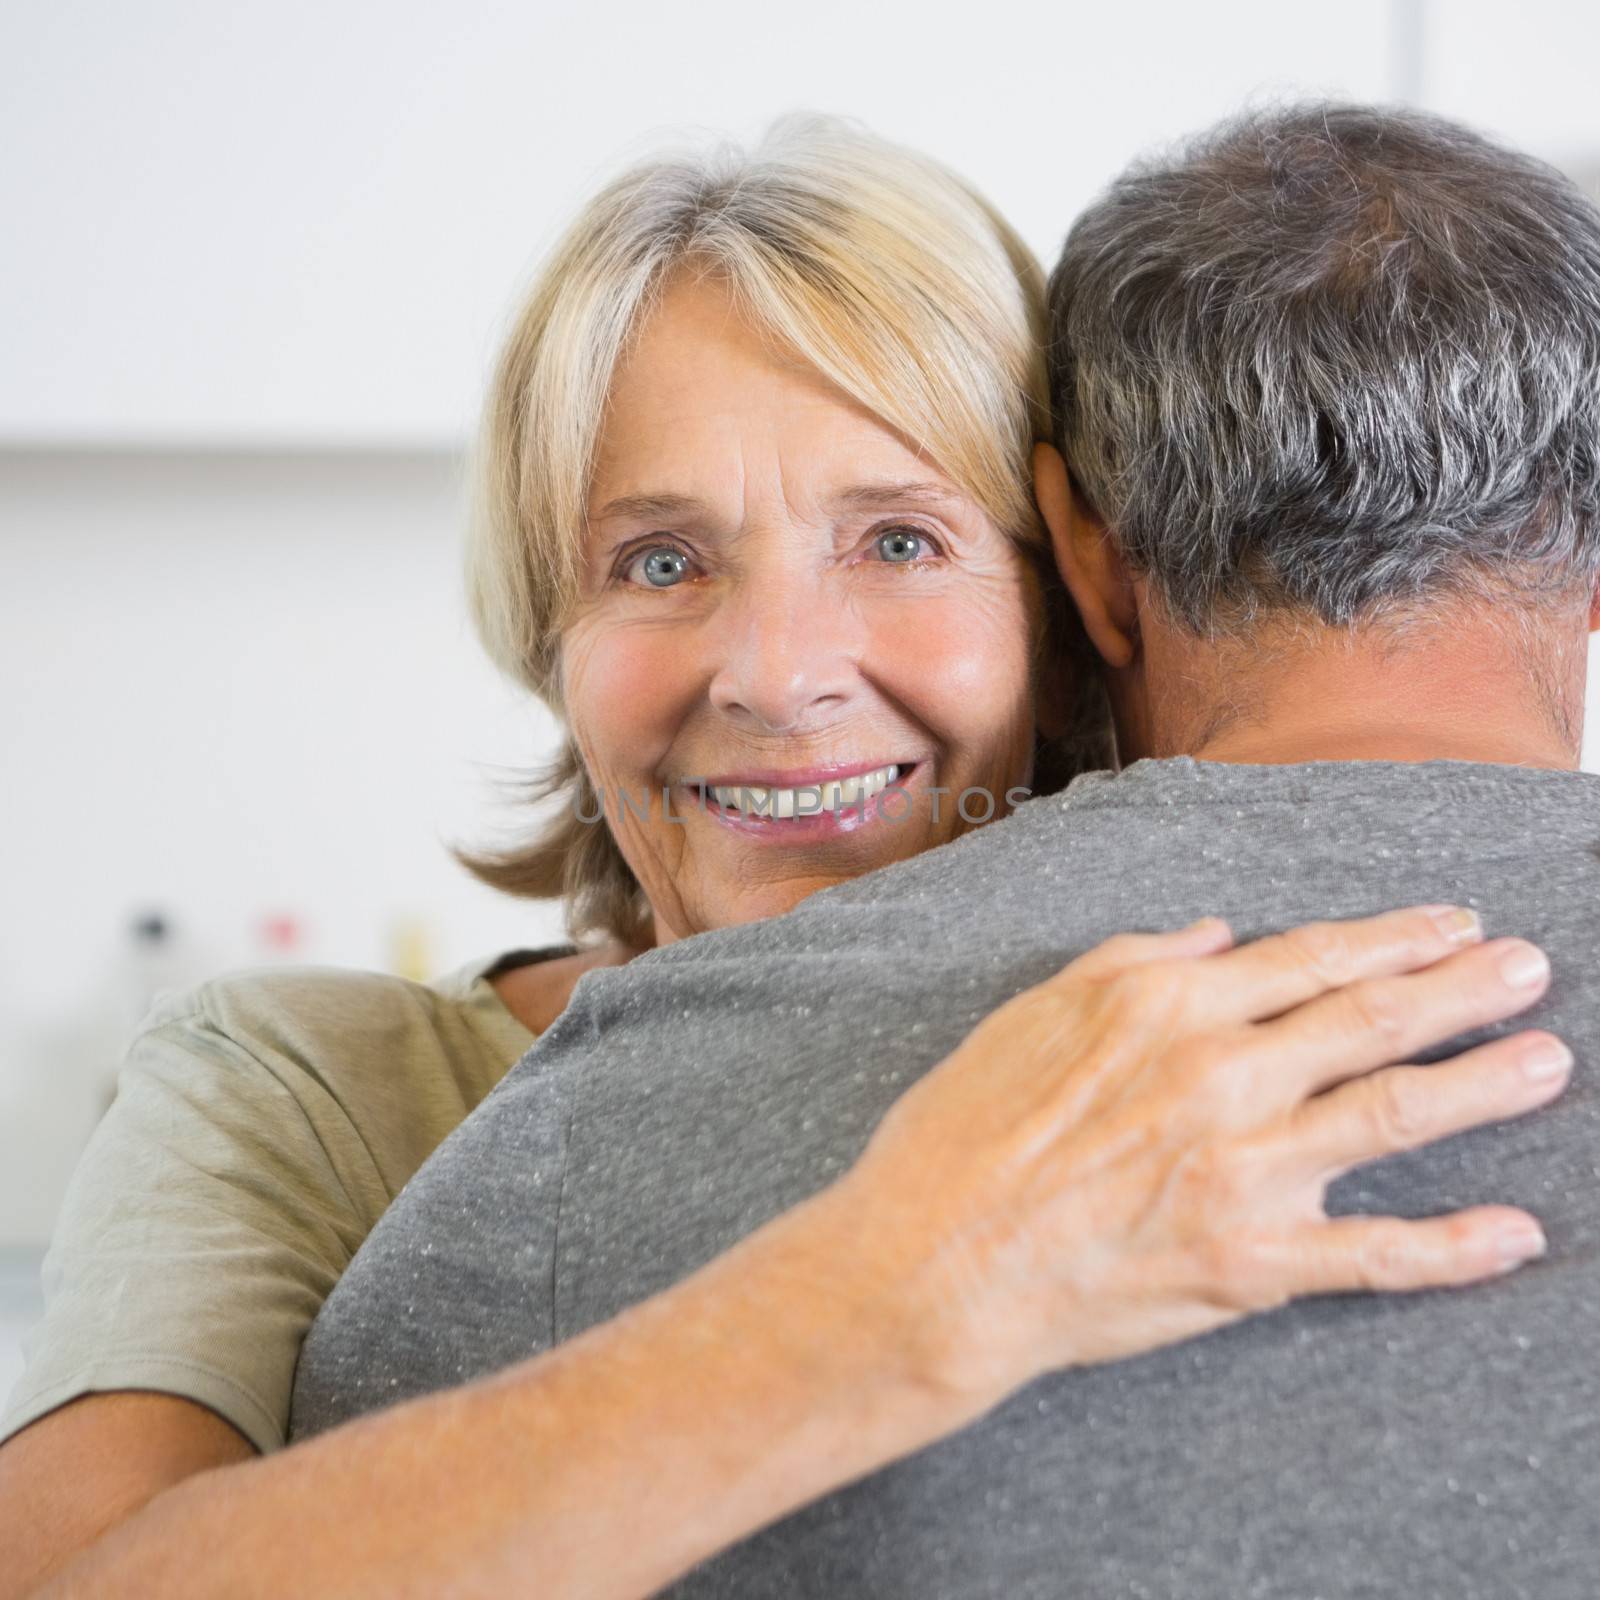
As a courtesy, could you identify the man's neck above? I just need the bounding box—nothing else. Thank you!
[1112,600,1590,773]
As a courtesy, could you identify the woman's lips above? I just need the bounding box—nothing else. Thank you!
[707,762,899,818]
[678,762,922,841]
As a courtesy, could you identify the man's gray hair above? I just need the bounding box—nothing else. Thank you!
[1047,102,1600,632]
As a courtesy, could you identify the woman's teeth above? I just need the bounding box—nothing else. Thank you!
[708,764,900,819]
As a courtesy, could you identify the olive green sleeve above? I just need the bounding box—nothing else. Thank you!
[0,964,520,1454]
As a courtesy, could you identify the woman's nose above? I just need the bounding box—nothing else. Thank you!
[704,574,859,734]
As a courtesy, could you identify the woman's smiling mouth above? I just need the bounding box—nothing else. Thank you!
[677,761,921,839]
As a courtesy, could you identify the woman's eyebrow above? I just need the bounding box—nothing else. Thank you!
[592,491,709,524]
[592,481,962,526]
[826,481,964,515]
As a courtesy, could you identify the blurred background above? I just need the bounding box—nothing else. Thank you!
[3,0,1598,1375]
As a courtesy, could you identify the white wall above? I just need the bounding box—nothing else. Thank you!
[0,0,1394,445]
[1425,0,1600,164]
[2,1,1599,1249]
[0,448,573,1242]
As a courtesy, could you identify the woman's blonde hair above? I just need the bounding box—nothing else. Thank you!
[453,114,1110,945]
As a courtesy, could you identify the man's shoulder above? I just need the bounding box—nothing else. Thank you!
[626,757,1600,979]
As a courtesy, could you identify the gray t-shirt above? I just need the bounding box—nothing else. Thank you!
[290,759,1600,1598]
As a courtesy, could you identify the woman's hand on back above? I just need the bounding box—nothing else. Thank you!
[818,906,1565,1425]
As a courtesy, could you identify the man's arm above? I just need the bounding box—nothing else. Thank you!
[4,911,1563,1599]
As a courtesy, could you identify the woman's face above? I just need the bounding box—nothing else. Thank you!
[561,275,1042,944]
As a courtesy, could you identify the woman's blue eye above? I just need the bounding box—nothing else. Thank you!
[632,546,690,587]
[874,526,925,563]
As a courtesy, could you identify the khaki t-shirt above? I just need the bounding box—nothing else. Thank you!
[0,946,562,1454]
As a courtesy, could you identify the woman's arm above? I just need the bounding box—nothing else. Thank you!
[0,965,502,1463]
[0,1396,255,1597]
[9,908,1566,1599]
[0,966,499,1596]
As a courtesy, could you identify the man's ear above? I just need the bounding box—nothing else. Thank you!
[1033,442,1139,670]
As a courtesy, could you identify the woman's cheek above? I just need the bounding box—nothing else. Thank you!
[870,583,1034,733]
[563,620,700,780]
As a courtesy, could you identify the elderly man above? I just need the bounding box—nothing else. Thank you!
[21,102,1600,1596]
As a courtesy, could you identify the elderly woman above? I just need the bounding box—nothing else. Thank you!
[0,118,1559,1595]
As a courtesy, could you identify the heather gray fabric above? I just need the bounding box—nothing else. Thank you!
[290,758,1600,1598]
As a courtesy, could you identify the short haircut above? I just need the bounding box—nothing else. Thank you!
[456,115,1106,944]
[1046,102,1600,633]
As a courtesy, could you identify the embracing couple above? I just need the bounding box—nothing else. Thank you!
[4,102,1599,1597]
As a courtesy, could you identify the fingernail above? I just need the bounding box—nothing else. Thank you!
[1522,1038,1573,1084]
[1499,943,1551,990]
[1496,1221,1548,1273]
[1423,906,1483,946]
